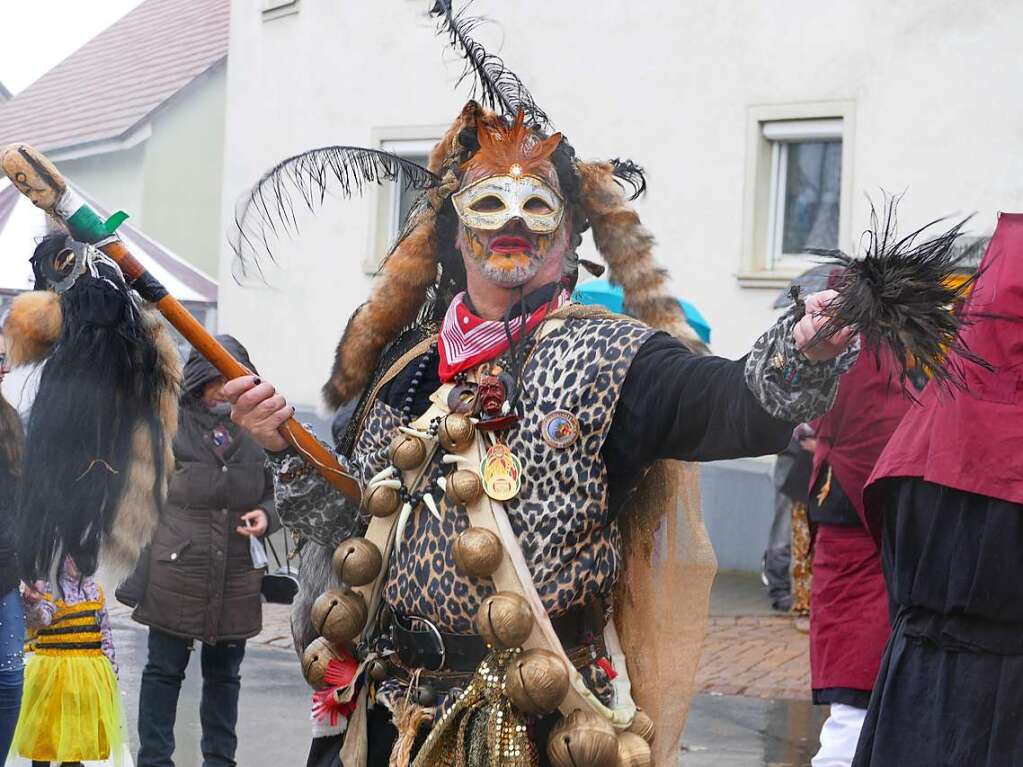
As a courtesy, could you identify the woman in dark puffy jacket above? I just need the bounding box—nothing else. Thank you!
[132,335,277,767]
[0,333,25,763]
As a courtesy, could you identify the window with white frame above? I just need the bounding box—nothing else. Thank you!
[381,139,433,241]
[364,137,438,274]
[763,119,843,270]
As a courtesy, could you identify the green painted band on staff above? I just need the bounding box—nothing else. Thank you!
[65,205,130,244]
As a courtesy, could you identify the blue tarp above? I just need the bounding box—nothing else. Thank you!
[572,278,711,343]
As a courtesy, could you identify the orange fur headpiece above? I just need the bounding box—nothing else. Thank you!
[461,110,562,181]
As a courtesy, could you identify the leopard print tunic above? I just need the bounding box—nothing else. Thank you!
[348,316,653,634]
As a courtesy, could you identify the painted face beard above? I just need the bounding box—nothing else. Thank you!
[458,222,569,288]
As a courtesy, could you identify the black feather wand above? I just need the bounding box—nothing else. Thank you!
[807,197,990,393]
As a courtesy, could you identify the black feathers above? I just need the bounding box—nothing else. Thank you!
[430,0,551,130]
[232,146,442,275]
[809,197,988,394]
[610,158,648,201]
[17,260,169,579]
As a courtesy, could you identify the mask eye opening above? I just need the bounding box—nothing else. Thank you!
[469,195,506,213]
[523,197,554,214]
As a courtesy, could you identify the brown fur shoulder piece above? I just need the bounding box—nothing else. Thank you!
[576,161,709,353]
[3,291,63,365]
[99,310,182,583]
[427,101,486,175]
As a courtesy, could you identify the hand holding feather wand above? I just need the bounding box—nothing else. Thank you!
[0,142,362,504]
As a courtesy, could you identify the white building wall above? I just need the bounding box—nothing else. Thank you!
[218,0,1023,411]
[58,144,147,233]
[55,64,227,278]
[141,63,228,277]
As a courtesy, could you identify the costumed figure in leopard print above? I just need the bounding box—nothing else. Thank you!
[226,6,980,766]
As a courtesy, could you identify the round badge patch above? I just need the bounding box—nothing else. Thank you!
[541,410,580,449]
[480,443,523,501]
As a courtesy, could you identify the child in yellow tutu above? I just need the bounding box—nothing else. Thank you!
[13,554,123,766]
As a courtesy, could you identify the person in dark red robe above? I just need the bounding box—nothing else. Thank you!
[853,213,1023,767]
[807,341,914,766]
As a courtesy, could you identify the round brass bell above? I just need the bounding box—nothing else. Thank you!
[363,483,401,518]
[615,731,652,767]
[476,591,534,649]
[504,648,570,715]
[446,469,484,506]
[452,527,503,578]
[391,434,427,471]
[547,710,619,767]
[438,413,475,453]
[300,636,340,689]
[332,537,383,587]
[311,589,368,646]
[367,659,389,682]
[627,709,655,745]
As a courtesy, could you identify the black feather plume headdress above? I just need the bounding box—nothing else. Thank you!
[232,147,443,278]
[808,196,990,394]
[429,0,551,131]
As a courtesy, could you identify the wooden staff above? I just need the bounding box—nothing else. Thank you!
[1,142,361,503]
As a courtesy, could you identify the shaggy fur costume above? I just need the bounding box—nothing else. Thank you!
[5,280,181,579]
[3,290,63,366]
[99,309,180,582]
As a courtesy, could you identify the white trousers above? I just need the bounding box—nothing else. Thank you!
[811,703,867,767]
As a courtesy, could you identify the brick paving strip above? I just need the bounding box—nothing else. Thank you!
[695,615,810,700]
[111,601,812,701]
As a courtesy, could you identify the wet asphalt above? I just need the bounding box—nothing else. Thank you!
[106,617,824,767]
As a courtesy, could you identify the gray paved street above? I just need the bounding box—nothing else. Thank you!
[684,695,826,767]
[107,610,824,767]
[111,617,310,767]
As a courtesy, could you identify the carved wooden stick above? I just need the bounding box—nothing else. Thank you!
[0,142,361,503]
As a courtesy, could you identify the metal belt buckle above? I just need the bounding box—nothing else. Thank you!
[396,614,447,672]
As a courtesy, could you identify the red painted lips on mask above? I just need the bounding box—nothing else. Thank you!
[490,235,532,254]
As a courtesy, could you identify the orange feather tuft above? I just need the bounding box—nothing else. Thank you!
[461,110,562,180]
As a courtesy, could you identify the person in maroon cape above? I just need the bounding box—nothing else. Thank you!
[852,213,1023,767]
[806,337,915,767]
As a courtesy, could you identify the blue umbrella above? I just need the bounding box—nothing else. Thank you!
[572,278,711,344]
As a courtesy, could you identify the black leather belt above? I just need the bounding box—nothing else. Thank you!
[390,603,604,674]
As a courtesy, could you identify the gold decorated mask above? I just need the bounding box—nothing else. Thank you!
[452,173,565,234]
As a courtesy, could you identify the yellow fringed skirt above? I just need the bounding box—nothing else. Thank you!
[12,650,124,763]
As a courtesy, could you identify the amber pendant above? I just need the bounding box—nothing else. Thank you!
[480,443,523,501]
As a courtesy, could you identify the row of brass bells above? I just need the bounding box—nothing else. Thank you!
[547,710,619,767]
[438,413,476,453]
[445,469,484,506]
[504,648,570,715]
[301,636,341,688]
[332,537,382,587]
[476,591,534,649]
[546,710,653,767]
[311,588,368,646]
[616,732,653,767]
[627,709,655,745]
[363,483,401,518]
[391,434,427,471]
[452,527,503,577]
